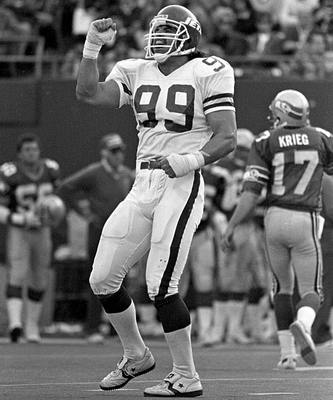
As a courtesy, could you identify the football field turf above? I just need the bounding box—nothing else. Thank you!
[1,338,332,400]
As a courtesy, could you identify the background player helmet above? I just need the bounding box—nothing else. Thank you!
[37,194,66,226]
[145,5,201,63]
[269,89,310,128]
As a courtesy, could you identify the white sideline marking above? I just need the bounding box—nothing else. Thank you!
[295,366,333,371]
[87,389,139,392]
[1,377,333,388]
[248,393,298,397]
[273,366,333,372]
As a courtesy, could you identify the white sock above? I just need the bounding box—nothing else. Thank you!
[164,325,196,378]
[106,301,146,360]
[26,300,43,338]
[209,301,229,341]
[196,306,212,340]
[7,298,23,329]
[297,306,316,333]
[278,330,296,358]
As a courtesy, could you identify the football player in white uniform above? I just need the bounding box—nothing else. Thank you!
[76,5,236,397]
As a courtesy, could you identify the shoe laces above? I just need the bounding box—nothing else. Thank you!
[107,356,130,378]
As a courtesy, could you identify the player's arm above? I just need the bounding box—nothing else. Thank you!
[221,141,269,251]
[221,190,259,251]
[56,168,92,211]
[201,109,237,164]
[159,110,236,179]
[322,173,333,224]
[76,18,120,107]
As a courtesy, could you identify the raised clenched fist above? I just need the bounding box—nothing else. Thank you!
[86,18,117,46]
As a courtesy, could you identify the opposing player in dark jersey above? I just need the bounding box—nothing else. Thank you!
[222,90,333,369]
[76,4,236,397]
[0,133,61,343]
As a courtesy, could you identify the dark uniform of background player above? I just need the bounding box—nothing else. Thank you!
[0,133,60,343]
[57,133,134,342]
[312,173,333,346]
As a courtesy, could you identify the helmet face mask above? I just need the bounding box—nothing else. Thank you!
[145,5,201,63]
[268,90,310,128]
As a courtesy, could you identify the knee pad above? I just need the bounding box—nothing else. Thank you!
[154,293,190,333]
[6,285,22,299]
[248,287,266,305]
[97,286,132,314]
[27,288,44,302]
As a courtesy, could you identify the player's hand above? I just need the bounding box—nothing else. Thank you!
[221,225,234,252]
[156,156,176,178]
[24,210,42,229]
[86,18,117,46]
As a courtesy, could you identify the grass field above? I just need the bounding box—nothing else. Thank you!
[1,337,333,400]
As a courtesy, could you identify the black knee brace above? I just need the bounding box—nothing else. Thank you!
[248,287,266,305]
[27,288,44,302]
[97,286,132,313]
[6,285,22,299]
[154,293,190,333]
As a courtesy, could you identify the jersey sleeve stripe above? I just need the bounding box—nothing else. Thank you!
[204,105,235,115]
[203,93,233,103]
[204,101,234,112]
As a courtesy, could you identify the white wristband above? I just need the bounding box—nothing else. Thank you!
[83,40,102,60]
[184,151,205,171]
[166,151,205,178]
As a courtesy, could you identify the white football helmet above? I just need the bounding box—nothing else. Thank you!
[144,5,201,63]
[269,90,310,128]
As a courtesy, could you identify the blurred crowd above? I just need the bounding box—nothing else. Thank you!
[1,0,333,79]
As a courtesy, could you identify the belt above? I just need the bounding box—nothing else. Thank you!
[140,160,162,170]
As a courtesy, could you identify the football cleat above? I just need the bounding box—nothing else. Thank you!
[290,321,317,365]
[277,355,297,370]
[144,371,203,397]
[9,327,23,343]
[99,347,155,391]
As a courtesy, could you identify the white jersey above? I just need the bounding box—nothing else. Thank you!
[106,56,235,160]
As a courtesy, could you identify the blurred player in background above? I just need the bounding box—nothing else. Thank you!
[76,4,236,397]
[0,133,61,343]
[57,133,134,343]
[180,166,228,344]
[201,129,269,346]
[222,89,333,369]
[311,173,333,346]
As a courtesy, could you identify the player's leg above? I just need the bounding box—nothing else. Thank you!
[144,171,204,397]
[312,226,333,345]
[89,199,155,390]
[189,228,215,344]
[6,227,30,342]
[28,227,52,342]
[290,211,322,365]
[264,208,297,369]
[223,223,252,345]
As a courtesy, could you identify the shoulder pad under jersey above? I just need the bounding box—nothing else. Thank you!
[194,56,234,78]
[314,127,332,138]
[255,130,271,142]
[44,158,60,171]
[0,162,17,177]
